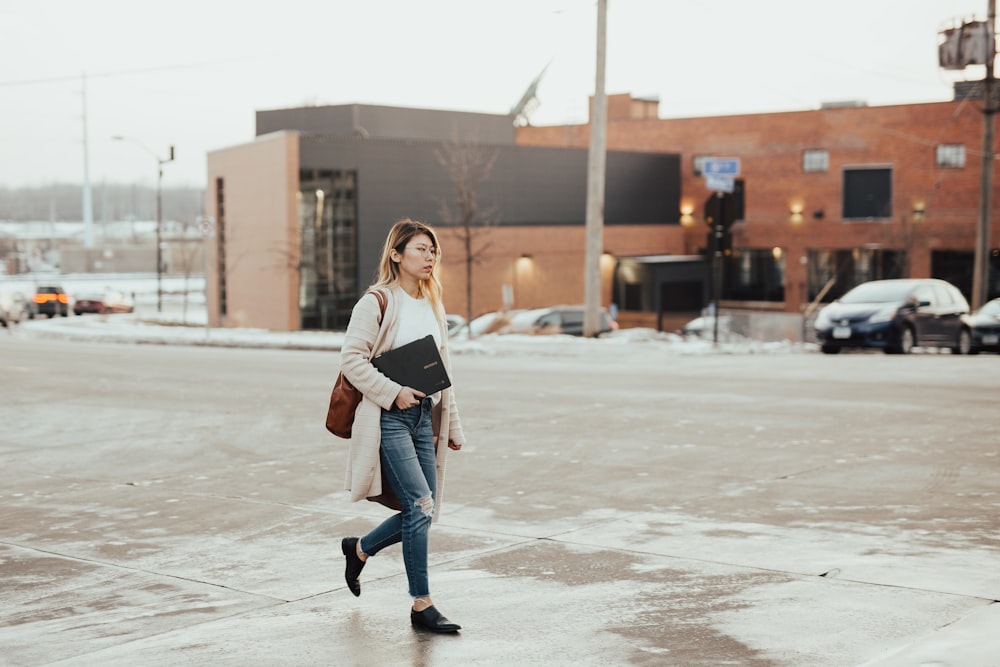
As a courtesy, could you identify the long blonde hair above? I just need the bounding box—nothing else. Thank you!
[372,218,445,315]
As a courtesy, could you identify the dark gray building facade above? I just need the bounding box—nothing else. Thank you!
[251,104,683,329]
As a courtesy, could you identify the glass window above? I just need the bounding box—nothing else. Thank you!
[559,310,583,327]
[841,281,914,303]
[215,177,227,316]
[936,144,965,168]
[721,248,785,302]
[931,283,953,306]
[298,169,359,330]
[538,313,561,327]
[803,149,829,173]
[808,248,905,301]
[913,284,935,306]
[843,167,892,220]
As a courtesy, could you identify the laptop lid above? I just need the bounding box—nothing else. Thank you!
[371,335,452,395]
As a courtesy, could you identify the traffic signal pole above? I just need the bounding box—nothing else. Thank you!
[701,159,741,346]
[705,190,735,346]
[711,192,725,345]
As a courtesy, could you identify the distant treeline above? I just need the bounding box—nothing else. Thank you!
[0,183,206,223]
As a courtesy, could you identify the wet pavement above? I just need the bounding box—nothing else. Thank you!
[1,335,999,666]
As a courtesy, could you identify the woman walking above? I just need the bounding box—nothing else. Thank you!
[339,218,466,633]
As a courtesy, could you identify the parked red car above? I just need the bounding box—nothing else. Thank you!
[73,289,134,315]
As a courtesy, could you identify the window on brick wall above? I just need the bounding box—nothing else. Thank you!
[808,248,905,301]
[721,248,785,302]
[842,167,892,220]
[803,149,829,172]
[935,144,966,168]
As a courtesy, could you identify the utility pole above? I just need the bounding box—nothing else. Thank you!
[583,0,608,337]
[973,0,997,310]
[113,136,174,312]
[81,73,94,249]
[154,146,176,312]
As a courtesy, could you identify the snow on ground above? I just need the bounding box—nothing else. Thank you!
[3,272,812,356]
[16,307,811,357]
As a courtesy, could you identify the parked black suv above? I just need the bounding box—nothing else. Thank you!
[32,285,70,318]
[814,279,971,354]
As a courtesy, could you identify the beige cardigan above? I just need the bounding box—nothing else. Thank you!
[340,286,465,519]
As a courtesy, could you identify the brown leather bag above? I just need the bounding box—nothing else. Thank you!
[325,289,387,438]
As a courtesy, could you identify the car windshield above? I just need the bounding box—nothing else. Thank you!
[840,282,914,304]
[979,299,1000,316]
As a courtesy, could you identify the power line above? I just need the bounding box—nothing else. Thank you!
[0,59,235,88]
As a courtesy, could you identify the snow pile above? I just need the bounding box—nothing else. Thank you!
[17,311,811,356]
[5,273,812,355]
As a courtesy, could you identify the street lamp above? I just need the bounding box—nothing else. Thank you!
[113,136,175,312]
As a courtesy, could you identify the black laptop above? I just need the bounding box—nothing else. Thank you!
[372,335,452,395]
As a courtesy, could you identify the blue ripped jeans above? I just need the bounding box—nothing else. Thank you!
[358,398,436,598]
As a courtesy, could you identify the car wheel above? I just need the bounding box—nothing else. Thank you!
[821,344,841,354]
[899,326,915,354]
[887,326,915,354]
[952,328,971,355]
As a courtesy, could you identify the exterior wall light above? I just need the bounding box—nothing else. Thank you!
[680,200,695,226]
[912,201,926,223]
[789,201,805,225]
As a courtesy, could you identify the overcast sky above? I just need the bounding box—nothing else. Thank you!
[0,0,987,190]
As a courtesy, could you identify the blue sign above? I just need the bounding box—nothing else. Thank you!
[705,173,735,193]
[702,157,741,176]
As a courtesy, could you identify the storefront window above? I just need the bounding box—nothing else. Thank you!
[721,248,785,302]
[807,248,904,301]
[298,169,358,330]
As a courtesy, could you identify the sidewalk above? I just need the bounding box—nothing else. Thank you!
[2,317,998,666]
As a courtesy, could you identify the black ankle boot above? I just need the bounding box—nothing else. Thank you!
[341,537,366,597]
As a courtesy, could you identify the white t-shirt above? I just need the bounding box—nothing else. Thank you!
[392,291,441,349]
[391,291,443,403]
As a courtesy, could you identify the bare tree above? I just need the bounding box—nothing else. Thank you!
[890,210,925,278]
[269,240,308,277]
[269,238,312,320]
[171,227,204,325]
[434,138,499,328]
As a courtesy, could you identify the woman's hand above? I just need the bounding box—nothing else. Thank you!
[394,387,426,410]
[448,440,462,451]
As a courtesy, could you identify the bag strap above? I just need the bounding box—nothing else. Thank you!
[369,288,388,324]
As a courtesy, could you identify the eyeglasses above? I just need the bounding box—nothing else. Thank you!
[404,244,438,258]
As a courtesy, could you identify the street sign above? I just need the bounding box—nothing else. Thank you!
[705,173,735,193]
[702,157,741,176]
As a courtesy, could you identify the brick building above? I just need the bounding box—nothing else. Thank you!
[205,94,998,335]
[519,93,1000,321]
